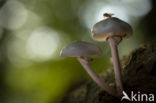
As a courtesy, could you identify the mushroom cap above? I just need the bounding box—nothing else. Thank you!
[91,17,133,41]
[60,41,102,57]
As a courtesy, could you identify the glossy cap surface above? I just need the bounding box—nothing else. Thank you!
[92,17,133,41]
[60,41,102,57]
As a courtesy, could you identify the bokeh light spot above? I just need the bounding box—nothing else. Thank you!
[26,27,60,61]
[80,0,151,30]
[0,0,28,30]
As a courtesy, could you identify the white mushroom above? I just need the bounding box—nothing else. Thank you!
[92,14,133,96]
[60,41,118,97]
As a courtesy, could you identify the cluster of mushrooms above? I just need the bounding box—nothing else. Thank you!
[60,13,133,98]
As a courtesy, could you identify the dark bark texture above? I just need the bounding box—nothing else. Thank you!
[61,44,156,103]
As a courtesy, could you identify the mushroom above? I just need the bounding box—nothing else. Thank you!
[91,14,133,96]
[60,41,118,97]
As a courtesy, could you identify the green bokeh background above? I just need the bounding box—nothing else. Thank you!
[0,0,155,103]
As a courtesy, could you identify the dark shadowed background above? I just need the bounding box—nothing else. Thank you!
[0,0,155,103]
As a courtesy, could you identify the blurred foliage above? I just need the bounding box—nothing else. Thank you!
[19,0,88,39]
[0,0,155,103]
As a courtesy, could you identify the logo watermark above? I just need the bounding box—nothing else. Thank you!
[121,91,155,102]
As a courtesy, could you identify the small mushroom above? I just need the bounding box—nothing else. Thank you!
[60,41,118,97]
[91,14,133,96]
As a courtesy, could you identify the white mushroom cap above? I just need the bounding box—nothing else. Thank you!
[91,17,133,41]
[60,41,102,57]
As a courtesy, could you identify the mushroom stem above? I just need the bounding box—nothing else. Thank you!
[108,37,123,96]
[77,57,118,97]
